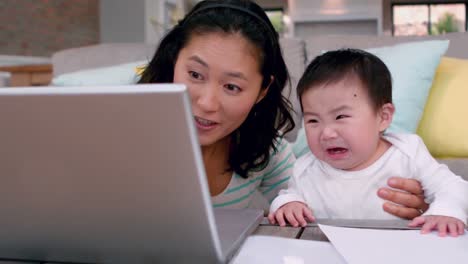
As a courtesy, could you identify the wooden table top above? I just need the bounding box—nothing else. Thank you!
[0,64,52,73]
[251,217,465,241]
[253,217,468,242]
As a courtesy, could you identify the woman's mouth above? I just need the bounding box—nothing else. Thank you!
[194,116,218,130]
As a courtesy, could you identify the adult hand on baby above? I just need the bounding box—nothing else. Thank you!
[377,177,429,219]
[409,215,466,237]
[268,202,315,227]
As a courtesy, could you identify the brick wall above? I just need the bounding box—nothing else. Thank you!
[0,0,99,57]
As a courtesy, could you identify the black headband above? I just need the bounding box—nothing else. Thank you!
[182,3,277,40]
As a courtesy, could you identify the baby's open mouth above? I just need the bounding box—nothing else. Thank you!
[326,147,348,155]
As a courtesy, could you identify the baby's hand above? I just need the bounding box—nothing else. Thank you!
[268,202,315,227]
[409,215,466,237]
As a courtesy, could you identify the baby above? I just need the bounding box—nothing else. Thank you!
[269,49,468,236]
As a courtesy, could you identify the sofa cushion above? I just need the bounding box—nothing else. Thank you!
[437,159,468,179]
[417,57,468,158]
[304,32,468,62]
[51,43,156,77]
[279,38,306,141]
[367,40,449,133]
[51,60,147,86]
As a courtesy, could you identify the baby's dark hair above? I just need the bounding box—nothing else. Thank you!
[138,0,294,178]
[297,48,392,111]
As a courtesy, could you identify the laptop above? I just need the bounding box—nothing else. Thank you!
[0,84,262,263]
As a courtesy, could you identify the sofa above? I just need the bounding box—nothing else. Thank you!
[51,32,468,179]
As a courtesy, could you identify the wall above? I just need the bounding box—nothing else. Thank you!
[99,0,146,43]
[0,0,99,57]
[256,0,285,9]
[288,0,382,38]
[145,0,163,44]
[289,0,380,16]
[144,0,179,45]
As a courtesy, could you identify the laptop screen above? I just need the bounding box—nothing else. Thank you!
[0,84,225,263]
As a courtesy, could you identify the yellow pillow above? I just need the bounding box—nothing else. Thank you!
[417,57,468,158]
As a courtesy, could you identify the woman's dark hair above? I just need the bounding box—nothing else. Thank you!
[138,0,295,178]
[297,48,393,111]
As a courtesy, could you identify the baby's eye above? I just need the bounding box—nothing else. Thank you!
[189,71,203,80]
[307,119,318,123]
[336,115,349,120]
[224,84,241,93]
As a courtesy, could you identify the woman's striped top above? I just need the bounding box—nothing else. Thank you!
[211,138,296,213]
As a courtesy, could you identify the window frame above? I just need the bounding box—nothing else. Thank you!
[390,0,468,35]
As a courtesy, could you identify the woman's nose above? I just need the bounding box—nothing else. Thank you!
[196,85,220,112]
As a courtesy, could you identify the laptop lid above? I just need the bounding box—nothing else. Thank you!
[0,84,260,263]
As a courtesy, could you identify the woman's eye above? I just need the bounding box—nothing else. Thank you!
[225,84,241,93]
[189,71,203,80]
[336,115,348,120]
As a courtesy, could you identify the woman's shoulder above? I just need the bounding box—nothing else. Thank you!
[290,127,310,158]
[270,137,295,160]
[251,137,296,176]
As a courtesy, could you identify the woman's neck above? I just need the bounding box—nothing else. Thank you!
[201,137,233,196]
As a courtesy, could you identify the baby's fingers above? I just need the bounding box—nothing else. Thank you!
[421,220,437,234]
[448,222,459,237]
[285,211,299,227]
[303,207,316,223]
[457,222,466,235]
[275,210,287,227]
[408,216,425,227]
[293,210,307,227]
[267,213,276,225]
[437,222,447,237]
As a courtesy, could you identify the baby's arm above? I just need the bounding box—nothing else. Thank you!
[409,215,465,237]
[268,177,313,227]
[411,136,468,226]
[268,155,315,227]
[268,201,315,227]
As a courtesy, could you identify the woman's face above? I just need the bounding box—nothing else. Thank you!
[174,32,268,147]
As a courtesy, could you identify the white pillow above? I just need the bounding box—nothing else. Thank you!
[52,60,148,86]
[367,40,449,133]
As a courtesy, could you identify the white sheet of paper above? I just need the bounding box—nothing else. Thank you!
[319,224,468,264]
[231,235,346,264]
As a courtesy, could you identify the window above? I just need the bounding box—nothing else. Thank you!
[391,1,467,36]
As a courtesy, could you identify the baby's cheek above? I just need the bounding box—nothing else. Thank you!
[305,133,320,155]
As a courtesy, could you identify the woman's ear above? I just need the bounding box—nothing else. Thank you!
[378,103,395,132]
[256,76,274,104]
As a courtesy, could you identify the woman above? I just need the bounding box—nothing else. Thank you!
[139,0,427,218]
